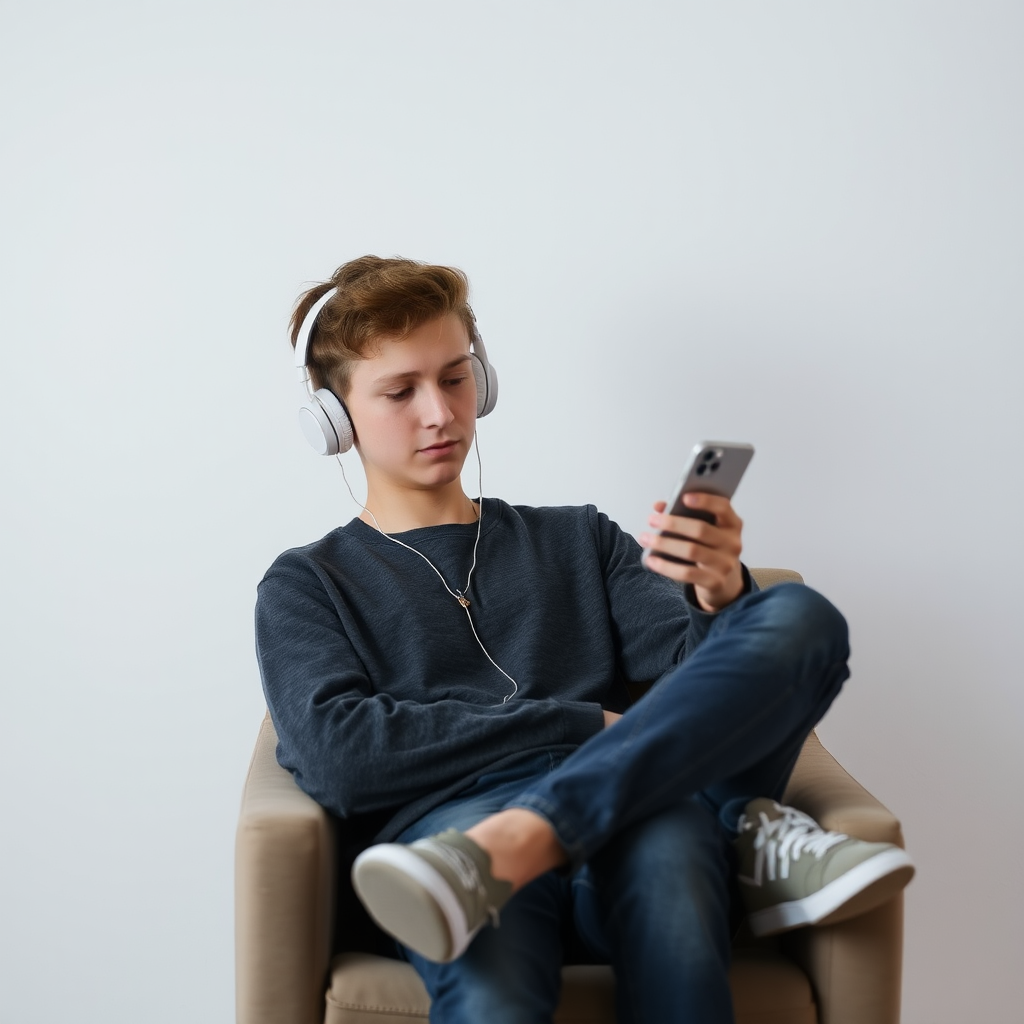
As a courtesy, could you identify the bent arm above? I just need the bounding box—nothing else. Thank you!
[256,569,604,819]
[590,506,754,682]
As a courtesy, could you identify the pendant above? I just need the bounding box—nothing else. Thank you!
[457,595,470,609]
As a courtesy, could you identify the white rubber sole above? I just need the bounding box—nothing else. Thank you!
[351,844,478,962]
[748,846,915,937]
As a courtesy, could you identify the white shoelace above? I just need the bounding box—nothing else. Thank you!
[745,804,847,884]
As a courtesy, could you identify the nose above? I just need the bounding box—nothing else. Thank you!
[418,384,455,428]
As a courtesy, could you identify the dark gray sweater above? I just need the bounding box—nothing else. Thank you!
[255,499,720,840]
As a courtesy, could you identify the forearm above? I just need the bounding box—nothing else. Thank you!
[267,692,604,817]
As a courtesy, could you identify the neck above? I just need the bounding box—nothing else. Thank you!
[360,481,478,533]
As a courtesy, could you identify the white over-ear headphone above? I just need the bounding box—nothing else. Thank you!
[293,287,499,456]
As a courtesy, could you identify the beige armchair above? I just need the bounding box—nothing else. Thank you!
[237,569,907,1024]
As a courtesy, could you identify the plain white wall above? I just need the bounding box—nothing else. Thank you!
[2,2,1021,1021]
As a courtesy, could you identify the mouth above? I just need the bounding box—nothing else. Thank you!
[419,439,459,455]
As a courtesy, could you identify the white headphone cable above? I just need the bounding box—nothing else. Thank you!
[336,432,519,703]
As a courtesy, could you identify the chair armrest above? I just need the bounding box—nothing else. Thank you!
[781,733,906,1024]
[236,713,335,1024]
[785,732,906,845]
[749,567,805,589]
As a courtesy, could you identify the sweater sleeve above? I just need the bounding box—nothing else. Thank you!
[255,565,605,820]
[589,507,720,681]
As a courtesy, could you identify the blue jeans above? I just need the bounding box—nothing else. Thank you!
[398,584,850,1024]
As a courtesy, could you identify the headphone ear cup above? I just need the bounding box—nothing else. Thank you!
[471,353,499,418]
[297,388,355,455]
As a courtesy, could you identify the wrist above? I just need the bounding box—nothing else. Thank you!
[694,567,746,613]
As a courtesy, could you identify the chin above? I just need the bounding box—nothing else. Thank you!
[394,457,459,485]
[423,467,465,488]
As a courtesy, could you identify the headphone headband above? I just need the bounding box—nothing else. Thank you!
[294,288,337,385]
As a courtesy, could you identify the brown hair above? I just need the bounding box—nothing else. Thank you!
[289,255,477,398]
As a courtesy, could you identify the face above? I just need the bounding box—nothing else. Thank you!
[344,315,478,495]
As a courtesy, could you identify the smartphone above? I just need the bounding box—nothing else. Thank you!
[642,441,755,567]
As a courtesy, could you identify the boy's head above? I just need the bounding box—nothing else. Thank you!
[290,255,478,400]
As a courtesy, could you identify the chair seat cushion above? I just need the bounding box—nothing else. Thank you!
[325,948,816,1024]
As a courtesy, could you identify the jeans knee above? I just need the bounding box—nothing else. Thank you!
[756,583,849,665]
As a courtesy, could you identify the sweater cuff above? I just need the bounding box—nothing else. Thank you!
[681,564,755,641]
[682,563,754,612]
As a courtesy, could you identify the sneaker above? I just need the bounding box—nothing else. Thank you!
[351,829,514,962]
[735,799,915,937]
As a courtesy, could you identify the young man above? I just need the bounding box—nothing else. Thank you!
[256,255,913,1024]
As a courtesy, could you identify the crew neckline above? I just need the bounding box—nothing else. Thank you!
[345,498,504,546]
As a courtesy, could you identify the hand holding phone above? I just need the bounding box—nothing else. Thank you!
[641,441,754,570]
[643,442,757,606]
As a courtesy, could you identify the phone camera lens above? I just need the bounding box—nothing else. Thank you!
[696,464,707,476]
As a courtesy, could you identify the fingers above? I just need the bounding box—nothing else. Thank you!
[643,537,737,579]
[677,492,742,528]
[649,494,741,529]
[643,499,743,560]
[641,494,745,611]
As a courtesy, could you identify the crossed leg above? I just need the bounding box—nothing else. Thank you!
[463,583,848,893]
[399,783,735,1024]
[353,584,909,1011]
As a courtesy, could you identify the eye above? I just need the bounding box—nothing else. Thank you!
[444,375,469,388]
[384,388,412,402]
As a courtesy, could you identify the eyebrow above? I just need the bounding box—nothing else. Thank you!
[371,354,472,388]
